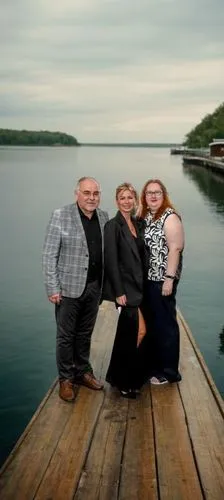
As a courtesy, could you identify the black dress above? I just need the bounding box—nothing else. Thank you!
[105,234,147,392]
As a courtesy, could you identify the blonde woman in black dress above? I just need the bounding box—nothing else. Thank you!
[102,183,148,398]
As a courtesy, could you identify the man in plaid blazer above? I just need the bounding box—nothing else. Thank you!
[43,177,109,402]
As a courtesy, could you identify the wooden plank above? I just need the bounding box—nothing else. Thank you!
[90,301,118,381]
[0,379,57,475]
[74,387,129,500]
[178,315,224,500]
[151,383,203,500]
[119,386,158,500]
[0,383,76,500]
[178,311,224,417]
[34,387,104,500]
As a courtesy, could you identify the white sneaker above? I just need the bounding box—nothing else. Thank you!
[150,376,168,385]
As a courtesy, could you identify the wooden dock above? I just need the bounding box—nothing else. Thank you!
[170,147,186,155]
[183,154,224,175]
[0,302,224,500]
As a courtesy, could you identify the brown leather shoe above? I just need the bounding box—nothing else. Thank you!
[59,379,75,402]
[81,372,104,390]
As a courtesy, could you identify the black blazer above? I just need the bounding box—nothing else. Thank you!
[102,211,148,307]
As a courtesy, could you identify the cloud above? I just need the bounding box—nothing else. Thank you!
[1,0,224,141]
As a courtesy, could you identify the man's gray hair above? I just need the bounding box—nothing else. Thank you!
[75,177,101,192]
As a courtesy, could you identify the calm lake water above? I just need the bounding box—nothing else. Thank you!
[0,145,223,466]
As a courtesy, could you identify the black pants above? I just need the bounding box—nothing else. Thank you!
[144,280,181,382]
[55,280,101,381]
[106,306,147,391]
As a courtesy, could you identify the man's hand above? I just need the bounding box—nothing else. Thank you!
[48,293,61,304]
[116,294,127,306]
[162,279,173,297]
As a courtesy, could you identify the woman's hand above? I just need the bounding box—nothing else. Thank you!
[116,294,127,306]
[162,279,173,296]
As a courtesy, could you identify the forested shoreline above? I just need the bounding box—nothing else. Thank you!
[0,129,79,146]
[184,102,224,148]
[1,102,224,149]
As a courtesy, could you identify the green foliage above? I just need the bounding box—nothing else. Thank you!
[0,129,79,146]
[184,102,224,148]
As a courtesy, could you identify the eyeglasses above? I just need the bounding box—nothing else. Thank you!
[145,190,163,198]
[79,190,101,198]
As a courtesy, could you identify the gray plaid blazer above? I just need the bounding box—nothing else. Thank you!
[42,203,109,298]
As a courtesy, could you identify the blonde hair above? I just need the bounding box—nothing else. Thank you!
[116,182,138,203]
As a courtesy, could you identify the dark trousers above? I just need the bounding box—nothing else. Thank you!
[55,280,101,381]
[144,280,181,382]
[106,306,147,391]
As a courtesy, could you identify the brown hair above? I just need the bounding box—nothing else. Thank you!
[116,182,138,203]
[139,179,175,220]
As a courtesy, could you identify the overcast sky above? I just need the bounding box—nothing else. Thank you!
[1,0,223,142]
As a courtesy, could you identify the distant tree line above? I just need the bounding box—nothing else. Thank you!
[184,102,224,148]
[0,128,79,146]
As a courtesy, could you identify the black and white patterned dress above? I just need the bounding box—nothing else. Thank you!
[144,208,182,282]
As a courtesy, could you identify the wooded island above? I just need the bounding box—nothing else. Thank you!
[0,129,79,146]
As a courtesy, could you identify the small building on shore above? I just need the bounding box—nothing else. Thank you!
[209,139,224,157]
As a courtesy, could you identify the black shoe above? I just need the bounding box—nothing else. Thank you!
[169,373,182,383]
[132,388,141,395]
[163,370,182,383]
[120,389,136,399]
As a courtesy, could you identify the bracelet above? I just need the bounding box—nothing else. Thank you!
[165,274,175,280]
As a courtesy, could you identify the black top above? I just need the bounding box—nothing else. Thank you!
[102,211,148,307]
[134,235,145,266]
[78,205,102,283]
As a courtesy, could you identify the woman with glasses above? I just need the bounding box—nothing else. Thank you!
[102,183,148,398]
[138,179,184,385]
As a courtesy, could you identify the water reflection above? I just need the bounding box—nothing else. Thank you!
[182,162,224,361]
[219,326,224,355]
[182,163,224,217]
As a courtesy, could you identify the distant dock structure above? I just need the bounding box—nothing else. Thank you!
[170,145,186,155]
[183,154,224,175]
[209,138,224,158]
[182,139,224,175]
